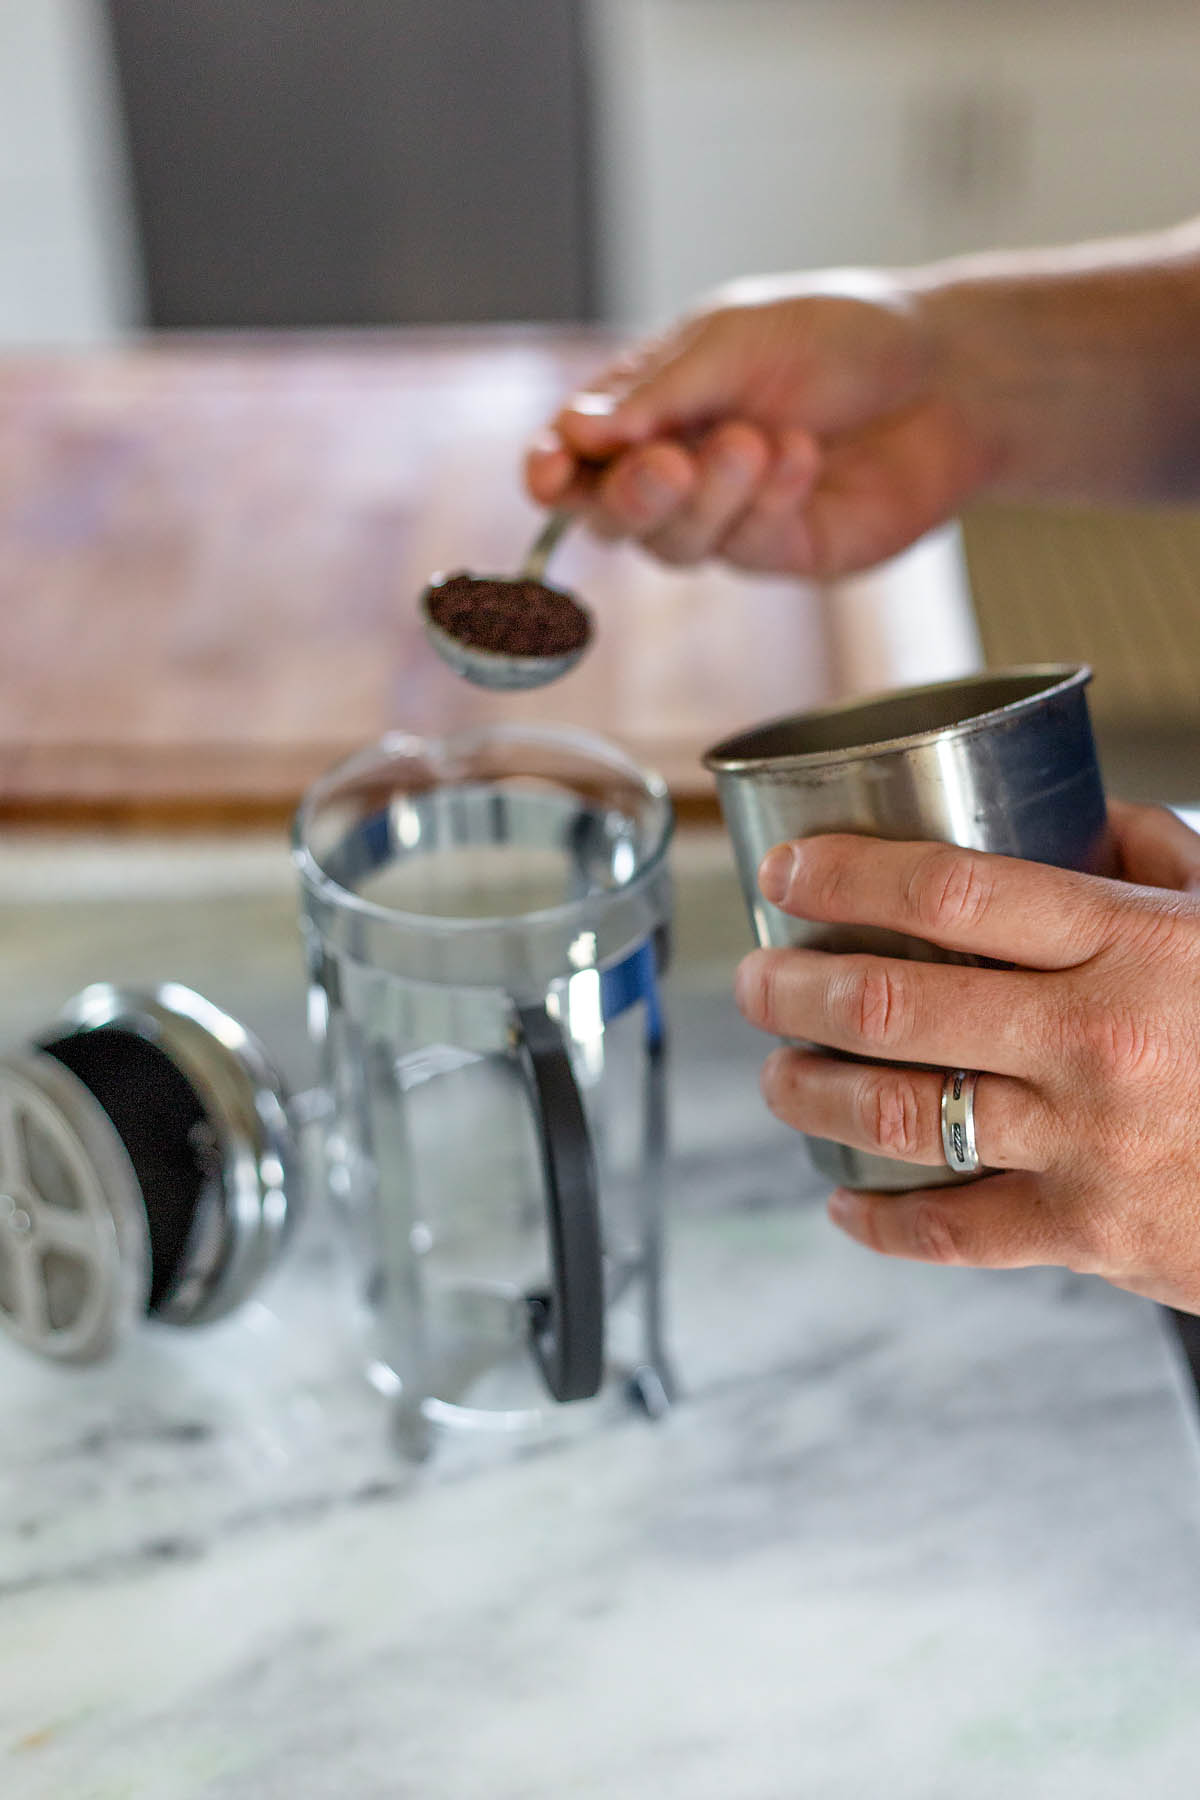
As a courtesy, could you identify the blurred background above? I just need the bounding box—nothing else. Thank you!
[3,0,1200,795]
[5,0,1200,342]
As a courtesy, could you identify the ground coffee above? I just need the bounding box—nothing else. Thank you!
[427,573,591,660]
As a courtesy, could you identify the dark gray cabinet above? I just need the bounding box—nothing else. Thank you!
[106,1,594,327]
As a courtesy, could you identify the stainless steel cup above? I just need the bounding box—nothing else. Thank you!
[704,664,1115,1192]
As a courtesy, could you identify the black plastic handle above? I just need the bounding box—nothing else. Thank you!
[515,1003,604,1403]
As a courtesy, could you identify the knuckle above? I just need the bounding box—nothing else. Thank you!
[909,1200,966,1266]
[1007,1086,1056,1173]
[1067,994,1168,1087]
[906,846,993,938]
[1059,1202,1122,1277]
[717,521,774,573]
[868,1072,924,1161]
[834,957,910,1052]
[1117,891,1193,958]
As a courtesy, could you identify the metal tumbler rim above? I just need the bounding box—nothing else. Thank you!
[703,663,1092,774]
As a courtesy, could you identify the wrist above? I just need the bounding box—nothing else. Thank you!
[903,222,1200,503]
[904,268,1060,498]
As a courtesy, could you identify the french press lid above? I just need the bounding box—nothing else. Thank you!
[0,983,299,1363]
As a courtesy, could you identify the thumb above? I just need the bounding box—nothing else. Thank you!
[1107,800,1200,894]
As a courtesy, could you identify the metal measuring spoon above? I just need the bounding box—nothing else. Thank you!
[419,510,592,691]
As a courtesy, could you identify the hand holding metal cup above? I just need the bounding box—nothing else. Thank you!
[705,665,1115,1193]
[707,664,1200,1317]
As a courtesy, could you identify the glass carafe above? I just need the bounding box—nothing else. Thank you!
[293,725,674,1458]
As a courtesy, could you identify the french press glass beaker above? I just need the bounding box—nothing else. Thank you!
[293,723,676,1458]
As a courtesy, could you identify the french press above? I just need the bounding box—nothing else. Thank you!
[0,725,676,1459]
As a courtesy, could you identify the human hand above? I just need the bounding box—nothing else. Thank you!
[525,272,994,579]
[732,801,1200,1314]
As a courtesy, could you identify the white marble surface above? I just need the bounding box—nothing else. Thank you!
[3,843,1200,1799]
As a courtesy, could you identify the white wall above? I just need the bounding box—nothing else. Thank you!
[0,0,142,346]
[7,1,1199,346]
[588,0,1200,327]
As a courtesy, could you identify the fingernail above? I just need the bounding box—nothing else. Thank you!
[570,391,618,417]
[758,845,794,905]
[733,952,764,1017]
[828,1191,856,1229]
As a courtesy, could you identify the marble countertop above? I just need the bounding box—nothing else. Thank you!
[3,838,1200,1799]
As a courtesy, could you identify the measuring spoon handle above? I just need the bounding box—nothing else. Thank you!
[519,509,573,583]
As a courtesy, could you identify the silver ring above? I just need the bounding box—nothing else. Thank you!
[940,1070,981,1175]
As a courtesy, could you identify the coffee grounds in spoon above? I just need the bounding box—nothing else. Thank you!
[428,573,591,659]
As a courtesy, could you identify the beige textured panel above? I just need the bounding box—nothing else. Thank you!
[962,504,1200,729]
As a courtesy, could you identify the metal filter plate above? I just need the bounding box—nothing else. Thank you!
[39,984,299,1329]
[0,1052,150,1362]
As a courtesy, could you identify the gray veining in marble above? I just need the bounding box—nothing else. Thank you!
[1,839,1200,1799]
